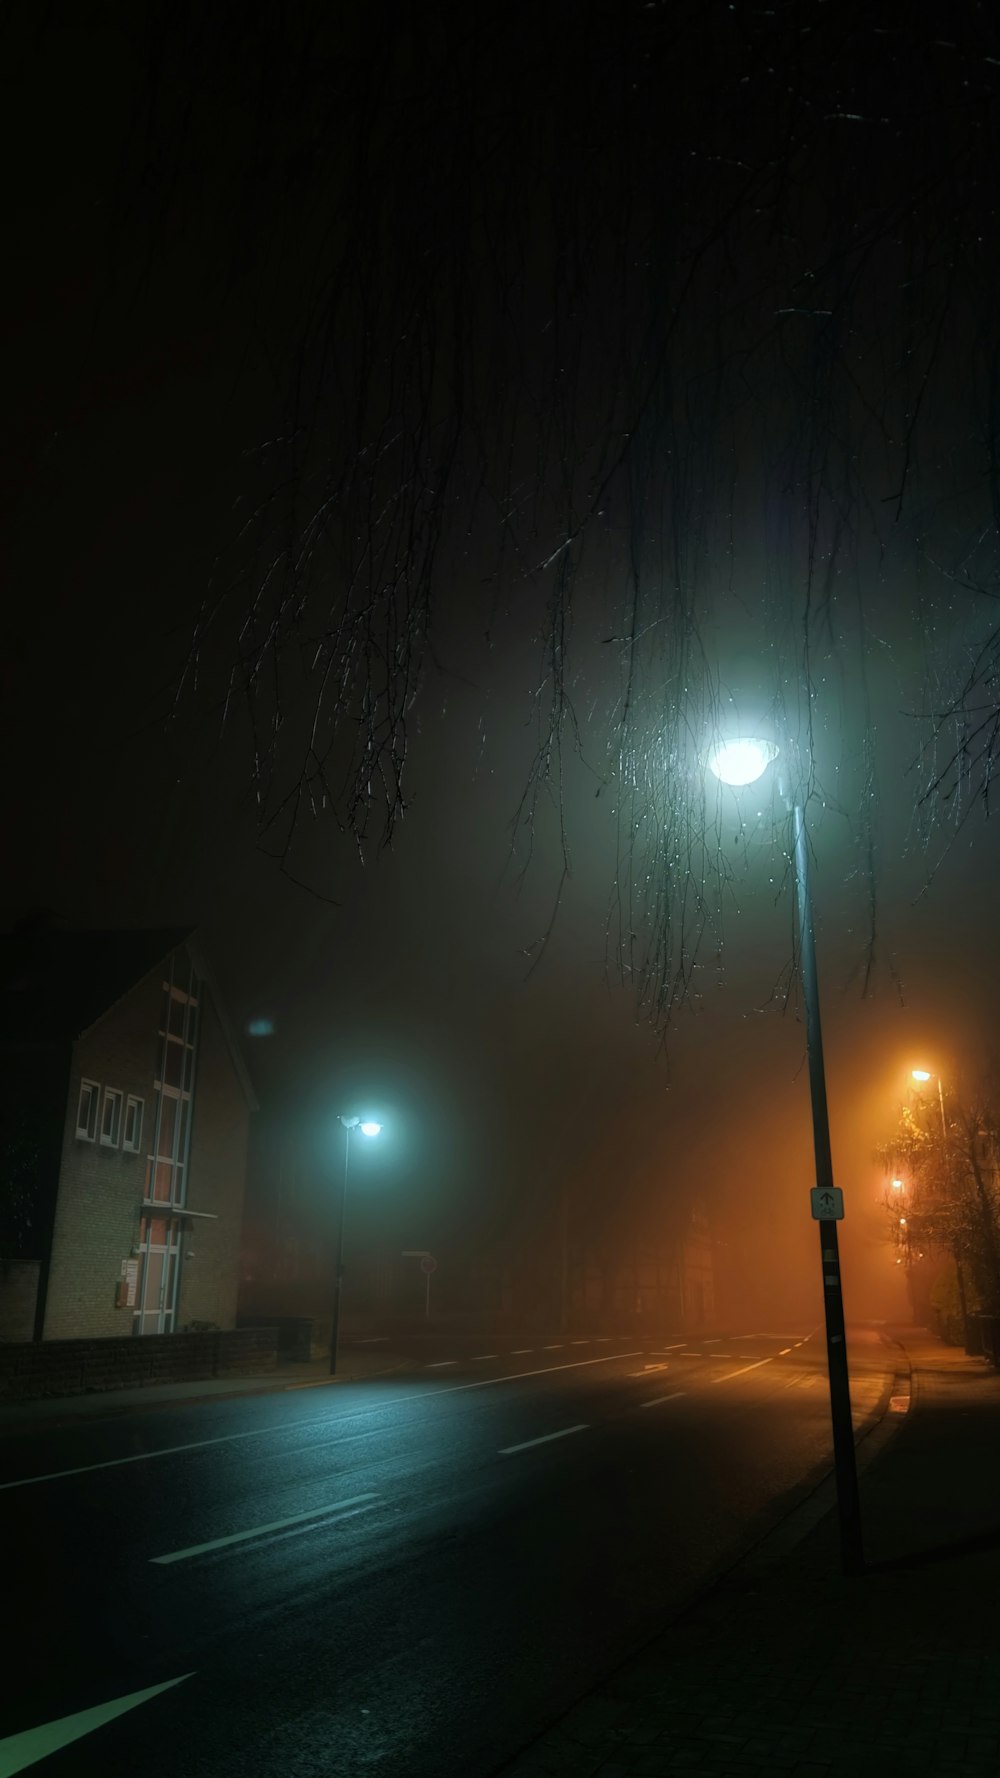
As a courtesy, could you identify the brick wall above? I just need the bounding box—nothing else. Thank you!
[43,972,161,1339]
[177,990,250,1330]
[0,1325,278,1401]
[0,1263,40,1342]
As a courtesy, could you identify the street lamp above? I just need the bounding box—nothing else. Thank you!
[708,735,864,1576]
[330,1114,382,1376]
[910,1066,972,1340]
[912,1067,948,1140]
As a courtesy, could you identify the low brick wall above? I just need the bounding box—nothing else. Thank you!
[0,1326,278,1401]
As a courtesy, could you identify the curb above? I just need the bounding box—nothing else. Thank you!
[0,1358,421,1435]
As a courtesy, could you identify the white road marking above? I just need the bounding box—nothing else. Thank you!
[426,1360,457,1368]
[0,1352,645,1491]
[570,1339,590,1345]
[713,1357,774,1382]
[542,1343,564,1349]
[703,1338,722,1344]
[510,1348,533,1355]
[0,1674,194,1774]
[150,1494,379,1564]
[709,1353,733,1358]
[471,1354,499,1362]
[663,1342,686,1351]
[779,1347,792,1355]
[679,1351,703,1357]
[640,1393,686,1409]
[499,1424,588,1455]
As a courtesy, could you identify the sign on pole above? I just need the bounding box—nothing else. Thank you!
[810,1185,844,1221]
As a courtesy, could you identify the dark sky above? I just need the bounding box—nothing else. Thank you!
[5,3,1000,1322]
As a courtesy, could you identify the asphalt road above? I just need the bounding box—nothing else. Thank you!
[0,1327,894,1778]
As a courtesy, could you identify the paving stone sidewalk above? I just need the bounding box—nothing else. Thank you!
[498,1328,1000,1778]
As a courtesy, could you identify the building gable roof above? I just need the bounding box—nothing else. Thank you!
[0,929,258,1110]
[0,928,193,1044]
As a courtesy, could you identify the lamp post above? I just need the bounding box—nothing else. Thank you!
[708,737,864,1576]
[911,1067,971,1341]
[330,1115,382,1376]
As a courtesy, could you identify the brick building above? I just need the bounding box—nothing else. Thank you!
[0,927,256,1342]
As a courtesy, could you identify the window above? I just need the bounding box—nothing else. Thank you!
[123,1095,144,1153]
[100,1087,123,1148]
[76,1079,100,1142]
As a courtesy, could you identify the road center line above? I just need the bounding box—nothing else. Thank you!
[471,1354,499,1361]
[510,1348,533,1355]
[0,1351,644,1490]
[499,1424,588,1455]
[426,1360,457,1368]
[150,1493,380,1564]
[639,1392,686,1409]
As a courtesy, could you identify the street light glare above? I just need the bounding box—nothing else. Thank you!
[911,1069,932,1082]
[707,737,778,787]
[360,1120,382,1138]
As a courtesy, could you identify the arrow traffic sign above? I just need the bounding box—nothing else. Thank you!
[810,1185,844,1221]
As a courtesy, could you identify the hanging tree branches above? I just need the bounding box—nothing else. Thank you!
[105,0,1000,1026]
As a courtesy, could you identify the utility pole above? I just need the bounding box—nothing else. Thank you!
[793,801,865,1578]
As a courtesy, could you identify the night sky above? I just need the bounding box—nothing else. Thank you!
[5,2,1000,1321]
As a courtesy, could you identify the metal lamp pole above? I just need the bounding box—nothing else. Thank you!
[709,741,863,1571]
[792,800,864,1576]
[330,1117,357,1376]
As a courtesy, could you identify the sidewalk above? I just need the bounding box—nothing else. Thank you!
[497,1327,1000,1778]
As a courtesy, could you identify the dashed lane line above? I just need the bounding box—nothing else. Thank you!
[0,1351,644,1491]
[713,1357,775,1383]
[426,1361,457,1368]
[499,1424,588,1456]
[150,1493,380,1564]
[640,1393,686,1410]
[471,1354,499,1362]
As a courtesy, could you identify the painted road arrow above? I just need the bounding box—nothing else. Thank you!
[0,1673,194,1776]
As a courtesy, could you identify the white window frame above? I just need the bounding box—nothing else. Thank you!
[100,1086,123,1148]
[123,1094,144,1154]
[76,1079,100,1142]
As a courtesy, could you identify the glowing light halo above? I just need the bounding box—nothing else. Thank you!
[359,1120,382,1138]
[706,737,779,787]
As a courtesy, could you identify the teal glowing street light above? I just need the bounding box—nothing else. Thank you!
[330,1114,382,1376]
[708,736,864,1576]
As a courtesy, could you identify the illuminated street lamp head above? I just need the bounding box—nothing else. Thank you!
[359,1121,382,1138]
[707,737,779,787]
[891,1179,904,1191]
[911,1069,932,1082]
